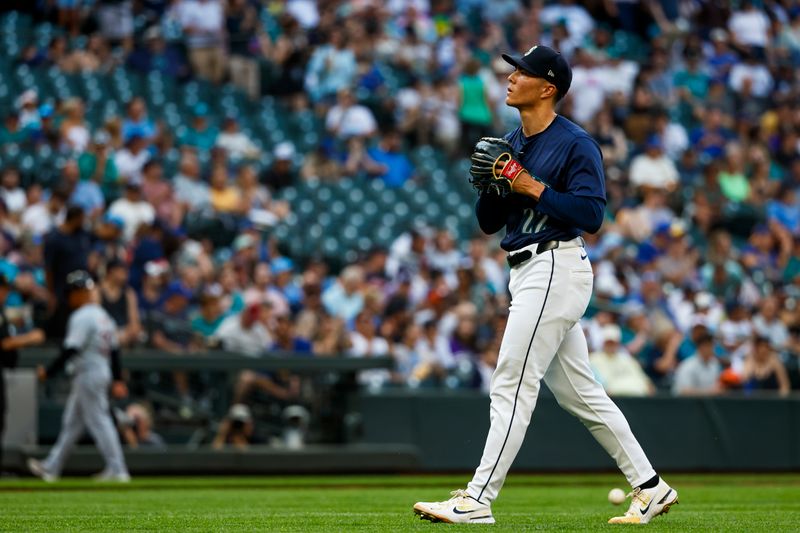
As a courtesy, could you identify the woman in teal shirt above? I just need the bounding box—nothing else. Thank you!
[458,58,494,155]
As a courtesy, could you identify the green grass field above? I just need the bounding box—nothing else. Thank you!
[1,473,799,531]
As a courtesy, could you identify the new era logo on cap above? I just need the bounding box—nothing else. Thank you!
[548,70,555,77]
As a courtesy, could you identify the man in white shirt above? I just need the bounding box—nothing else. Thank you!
[1,168,27,215]
[568,50,606,126]
[629,135,679,191]
[729,52,773,98]
[213,303,272,357]
[114,133,150,184]
[325,89,377,140]
[21,187,67,237]
[540,0,595,49]
[589,325,654,397]
[107,181,156,242]
[728,1,771,52]
[215,117,261,161]
[177,0,226,83]
[348,311,391,389]
[672,334,722,395]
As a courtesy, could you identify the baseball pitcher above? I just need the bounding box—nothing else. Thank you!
[413,45,677,525]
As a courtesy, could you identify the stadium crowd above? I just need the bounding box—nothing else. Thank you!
[0,0,799,440]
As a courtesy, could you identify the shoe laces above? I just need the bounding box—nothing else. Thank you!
[449,489,471,502]
[624,487,646,516]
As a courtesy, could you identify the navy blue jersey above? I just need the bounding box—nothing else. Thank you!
[475,115,606,252]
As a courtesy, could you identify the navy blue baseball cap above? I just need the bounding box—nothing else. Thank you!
[502,45,572,97]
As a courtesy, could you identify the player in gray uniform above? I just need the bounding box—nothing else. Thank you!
[28,270,130,482]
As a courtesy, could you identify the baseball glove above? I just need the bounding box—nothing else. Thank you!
[469,137,528,197]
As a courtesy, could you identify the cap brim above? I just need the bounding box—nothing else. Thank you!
[502,53,536,75]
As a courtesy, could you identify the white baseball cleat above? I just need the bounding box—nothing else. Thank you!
[413,489,495,524]
[608,478,678,524]
[27,458,58,483]
[92,469,131,483]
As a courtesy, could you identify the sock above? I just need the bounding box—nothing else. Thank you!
[637,475,660,490]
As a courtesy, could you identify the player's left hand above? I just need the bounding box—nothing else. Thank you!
[469,137,527,197]
[111,381,129,399]
[36,365,47,383]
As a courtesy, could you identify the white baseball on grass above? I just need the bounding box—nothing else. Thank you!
[608,488,626,505]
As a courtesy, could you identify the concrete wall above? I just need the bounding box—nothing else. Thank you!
[357,390,800,472]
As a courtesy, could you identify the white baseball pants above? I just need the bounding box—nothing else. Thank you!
[42,373,128,476]
[467,241,656,504]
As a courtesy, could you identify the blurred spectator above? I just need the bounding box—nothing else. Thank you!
[262,143,297,191]
[213,302,271,356]
[305,29,356,103]
[458,58,494,154]
[590,325,654,397]
[141,160,183,229]
[767,183,800,236]
[238,165,288,228]
[729,49,773,99]
[96,0,134,44]
[226,0,259,99]
[114,132,151,184]
[64,159,105,219]
[0,112,25,146]
[147,281,195,355]
[244,262,289,317]
[178,0,226,83]
[300,145,342,182]
[322,265,365,322]
[108,181,156,242]
[99,259,142,347]
[0,168,26,217]
[191,284,226,342]
[119,403,166,450]
[17,90,39,130]
[628,135,678,191]
[752,296,789,351]
[727,1,770,56]
[216,116,260,161]
[180,104,219,152]
[208,165,241,215]
[89,213,126,269]
[349,311,392,389]
[325,89,377,140]
[589,107,628,169]
[59,98,90,154]
[146,280,196,403]
[122,98,157,145]
[78,131,120,201]
[741,337,791,396]
[271,312,312,354]
[311,315,351,356]
[212,403,254,450]
[43,204,90,338]
[367,131,415,188]
[173,151,210,211]
[672,333,722,396]
[127,26,186,79]
[21,186,67,238]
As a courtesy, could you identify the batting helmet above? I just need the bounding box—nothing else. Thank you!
[65,270,95,292]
